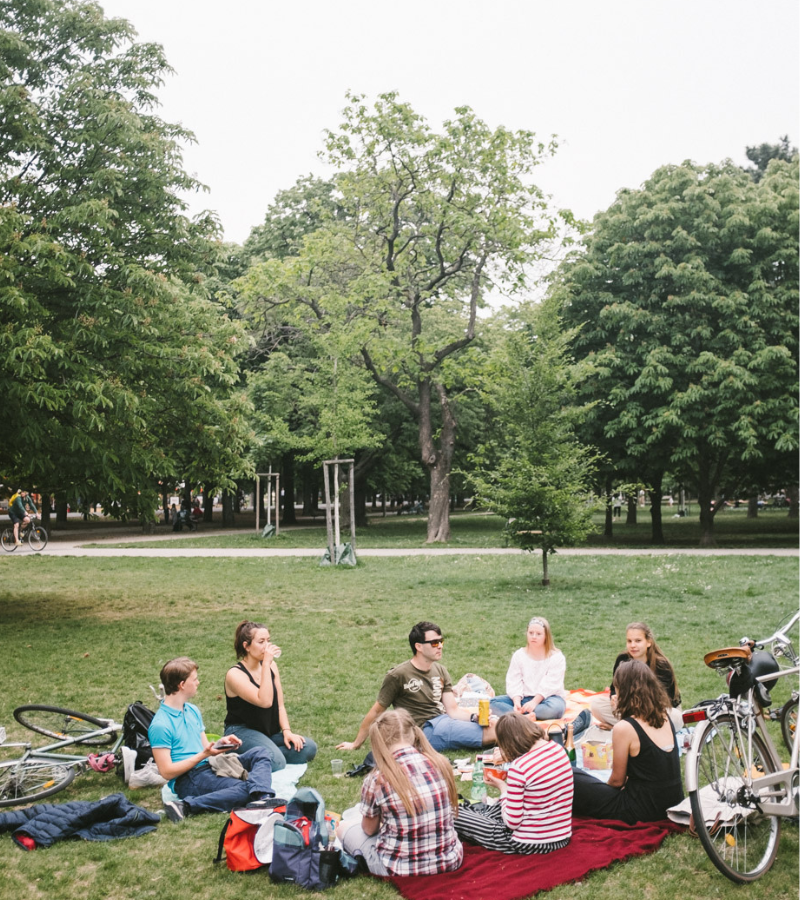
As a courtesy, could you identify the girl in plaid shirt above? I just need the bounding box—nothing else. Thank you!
[338,709,463,876]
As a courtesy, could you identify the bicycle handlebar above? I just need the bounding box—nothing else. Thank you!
[742,610,800,653]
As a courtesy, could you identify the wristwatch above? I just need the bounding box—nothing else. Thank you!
[469,713,479,724]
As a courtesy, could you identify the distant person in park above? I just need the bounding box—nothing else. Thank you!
[455,713,573,854]
[223,620,317,770]
[612,494,623,518]
[191,498,202,519]
[337,621,498,753]
[591,622,683,730]
[573,661,683,823]
[337,709,463,876]
[149,656,275,822]
[9,488,37,546]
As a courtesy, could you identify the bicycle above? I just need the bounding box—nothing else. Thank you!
[1,516,48,552]
[683,610,800,883]
[0,705,123,807]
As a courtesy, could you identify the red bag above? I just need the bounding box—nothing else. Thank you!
[213,805,286,872]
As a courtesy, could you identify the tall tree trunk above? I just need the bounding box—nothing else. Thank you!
[747,495,759,519]
[282,453,297,525]
[541,549,550,586]
[603,477,613,538]
[40,495,51,530]
[787,484,799,519]
[161,486,170,524]
[648,471,665,544]
[696,464,718,547]
[202,486,213,522]
[56,494,68,525]
[221,490,235,527]
[626,495,637,525]
[353,474,368,527]
[421,381,456,543]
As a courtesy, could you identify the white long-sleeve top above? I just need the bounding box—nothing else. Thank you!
[505,648,567,701]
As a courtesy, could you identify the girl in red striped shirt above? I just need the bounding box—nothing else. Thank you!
[456,714,573,854]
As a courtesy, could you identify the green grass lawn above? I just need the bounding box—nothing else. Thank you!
[0,553,797,900]
[83,505,799,550]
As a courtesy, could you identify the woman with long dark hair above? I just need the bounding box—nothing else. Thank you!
[573,660,683,823]
[337,709,463,876]
[591,621,682,730]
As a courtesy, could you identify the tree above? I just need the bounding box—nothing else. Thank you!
[559,158,799,546]
[0,0,249,515]
[744,136,797,182]
[272,92,561,542]
[469,299,598,583]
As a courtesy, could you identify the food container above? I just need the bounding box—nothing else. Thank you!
[581,741,613,770]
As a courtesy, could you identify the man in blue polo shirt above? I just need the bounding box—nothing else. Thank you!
[149,656,274,822]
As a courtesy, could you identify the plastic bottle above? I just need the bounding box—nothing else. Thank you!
[470,755,487,802]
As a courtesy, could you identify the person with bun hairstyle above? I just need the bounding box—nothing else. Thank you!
[223,620,317,770]
[337,709,463,876]
[573,660,683,823]
[456,714,573,854]
[591,622,683,730]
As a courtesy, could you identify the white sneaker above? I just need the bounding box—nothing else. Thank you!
[121,746,137,785]
[129,759,166,789]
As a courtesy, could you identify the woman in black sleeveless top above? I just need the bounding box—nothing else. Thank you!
[572,660,683,823]
[223,620,317,771]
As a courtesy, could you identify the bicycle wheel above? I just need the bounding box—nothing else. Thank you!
[1,527,17,552]
[13,705,116,746]
[27,525,48,552]
[689,714,782,883]
[780,696,798,754]
[0,759,76,807]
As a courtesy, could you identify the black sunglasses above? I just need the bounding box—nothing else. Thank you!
[419,637,445,648]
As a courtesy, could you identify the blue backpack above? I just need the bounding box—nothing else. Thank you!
[269,787,357,890]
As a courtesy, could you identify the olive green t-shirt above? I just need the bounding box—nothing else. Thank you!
[376,660,454,727]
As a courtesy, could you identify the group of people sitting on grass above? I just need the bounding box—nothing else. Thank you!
[149,616,685,877]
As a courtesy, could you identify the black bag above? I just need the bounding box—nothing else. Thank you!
[122,700,156,770]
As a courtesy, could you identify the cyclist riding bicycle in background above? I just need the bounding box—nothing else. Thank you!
[9,489,38,547]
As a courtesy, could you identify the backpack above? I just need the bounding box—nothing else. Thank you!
[269,787,357,890]
[122,700,156,770]
[213,801,287,872]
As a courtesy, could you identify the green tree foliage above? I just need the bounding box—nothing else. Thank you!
[559,158,799,546]
[469,299,598,583]
[744,136,797,182]
[0,0,249,514]
[273,92,562,542]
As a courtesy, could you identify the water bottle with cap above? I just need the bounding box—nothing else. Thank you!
[470,755,487,802]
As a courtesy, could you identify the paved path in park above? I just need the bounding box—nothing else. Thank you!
[5,528,796,558]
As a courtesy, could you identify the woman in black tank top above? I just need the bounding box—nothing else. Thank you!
[222,620,317,771]
[572,660,683,823]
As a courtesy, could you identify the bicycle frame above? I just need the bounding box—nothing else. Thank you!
[685,610,800,819]
[3,720,123,768]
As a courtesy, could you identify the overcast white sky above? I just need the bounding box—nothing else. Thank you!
[98,0,798,246]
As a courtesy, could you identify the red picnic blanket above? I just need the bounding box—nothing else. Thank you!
[387,816,684,900]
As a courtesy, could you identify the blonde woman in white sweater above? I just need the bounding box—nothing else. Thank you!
[490,617,568,720]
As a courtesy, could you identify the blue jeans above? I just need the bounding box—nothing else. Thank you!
[490,694,566,720]
[174,746,273,814]
[223,724,317,771]
[422,714,485,751]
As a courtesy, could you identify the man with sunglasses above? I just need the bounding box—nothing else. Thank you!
[337,621,497,753]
